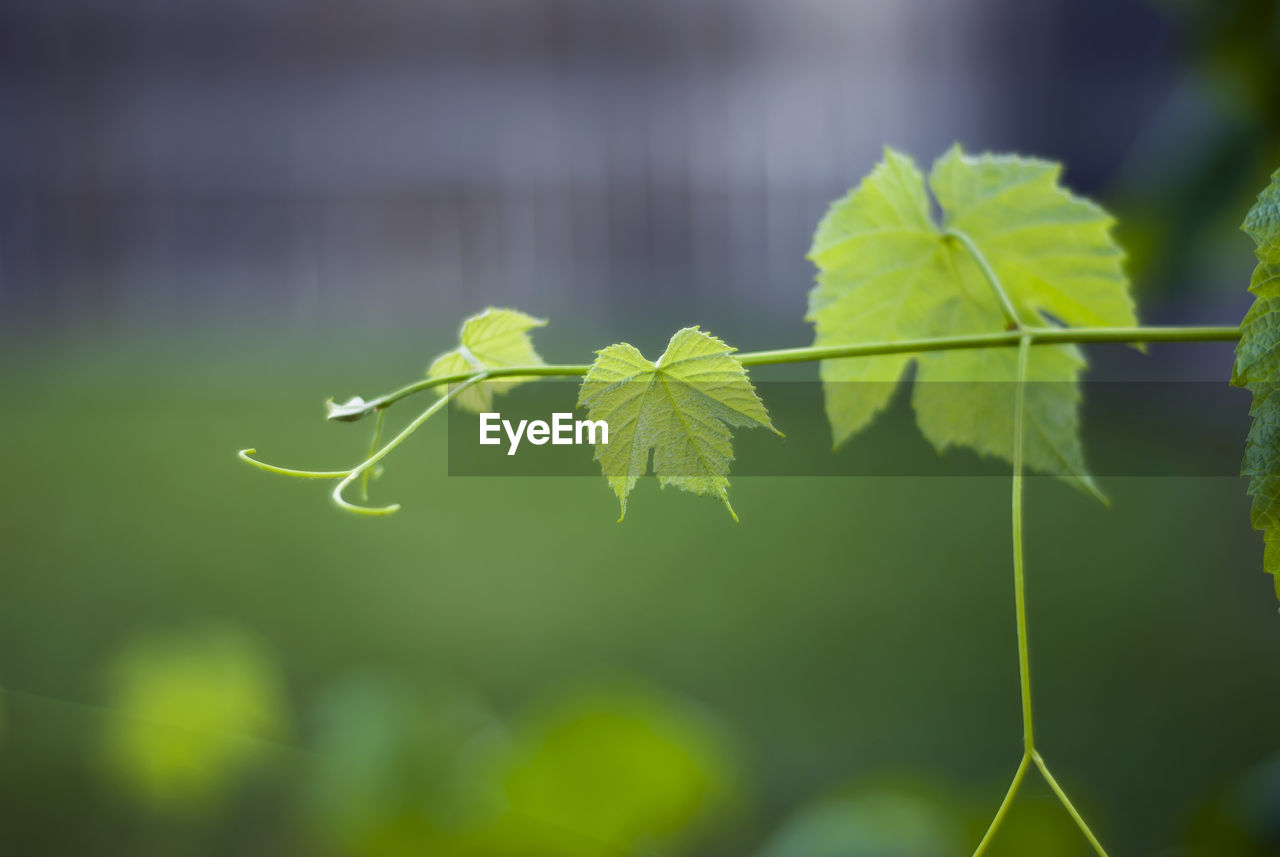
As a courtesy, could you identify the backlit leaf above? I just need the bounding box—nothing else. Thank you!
[428,308,548,412]
[576,327,780,520]
[807,145,1135,497]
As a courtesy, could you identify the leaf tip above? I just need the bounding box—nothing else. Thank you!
[1083,476,1110,507]
[723,498,740,523]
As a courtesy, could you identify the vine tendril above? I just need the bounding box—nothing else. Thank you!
[241,374,488,516]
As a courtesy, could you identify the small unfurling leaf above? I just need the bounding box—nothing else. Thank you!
[325,395,373,422]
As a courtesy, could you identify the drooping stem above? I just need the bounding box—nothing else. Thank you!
[968,336,1037,857]
[1011,334,1034,750]
[978,333,1111,857]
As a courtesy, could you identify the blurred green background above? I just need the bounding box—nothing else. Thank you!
[1,329,1276,856]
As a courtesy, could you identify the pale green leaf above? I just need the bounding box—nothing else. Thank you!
[325,395,373,422]
[576,327,780,521]
[428,308,547,412]
[807,145,1135,495]
[1231,166,1280,594]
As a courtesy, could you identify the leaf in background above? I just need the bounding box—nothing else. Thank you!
[493,683,740,857]
[99,626,287,811]
[428,308,548,412]
[807,145,1135,497]
[1231,166,1280,597]
[577,327,780,521]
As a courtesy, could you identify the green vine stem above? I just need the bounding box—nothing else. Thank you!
[1013,334,1035,754]
[342,324,1240,420]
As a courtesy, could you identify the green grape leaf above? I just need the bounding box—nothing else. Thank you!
[428,308,548,412]
[576,327,781,521]
[807,145,1136,496]
[1231,166,1280,596]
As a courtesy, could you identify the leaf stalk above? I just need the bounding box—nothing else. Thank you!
[944,227,1026,329]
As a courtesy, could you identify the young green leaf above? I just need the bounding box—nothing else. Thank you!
[325,395,373,422]
[576,327,781,521]
[807,145,1135,495]
[1231,166,1280,597]
[428,308,547,412]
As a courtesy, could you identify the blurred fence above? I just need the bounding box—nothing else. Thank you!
[0,0,1178,327]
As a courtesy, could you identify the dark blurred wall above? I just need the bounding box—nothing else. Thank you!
[0,0,1194,333]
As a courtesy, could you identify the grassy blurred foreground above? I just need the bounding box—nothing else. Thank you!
[1,327,1279,856]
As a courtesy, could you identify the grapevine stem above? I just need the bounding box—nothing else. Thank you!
[736,325,1240,366]
[361,364,589,414]
[351,324,1240,418]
